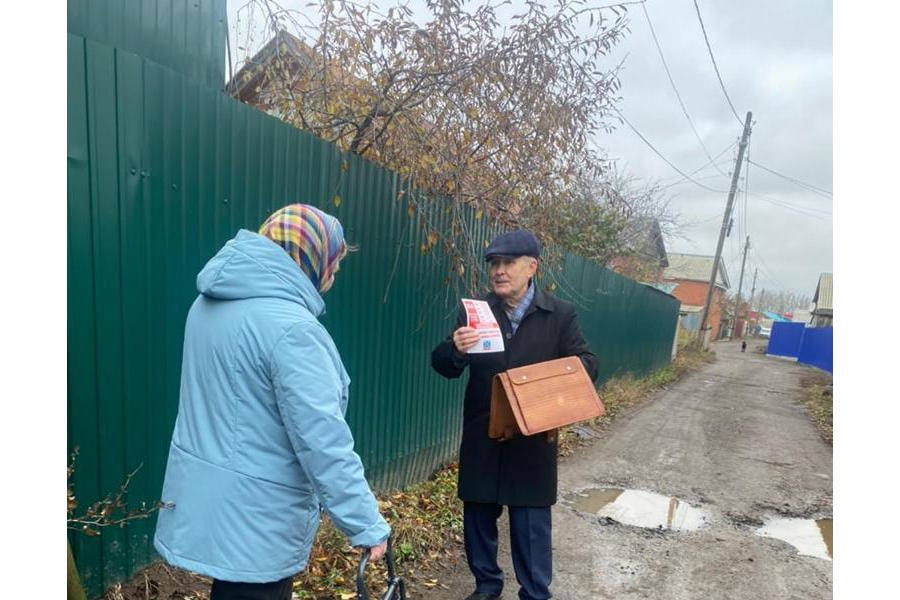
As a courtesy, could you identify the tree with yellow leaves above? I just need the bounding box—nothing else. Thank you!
[231,0,648,277]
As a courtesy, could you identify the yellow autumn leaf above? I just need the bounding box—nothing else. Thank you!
[407,204,416,217]
[427,232,439,246]
[475,208,483,219]
[333,195,342,207]
[341,160,349,172]
[339,593,356,600]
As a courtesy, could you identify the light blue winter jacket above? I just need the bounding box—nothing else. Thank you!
[154,229,389,583]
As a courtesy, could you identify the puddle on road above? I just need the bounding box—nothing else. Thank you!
[570,488,708,531]
[755,517,833,561]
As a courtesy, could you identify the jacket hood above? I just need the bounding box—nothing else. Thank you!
[196,229,325,316]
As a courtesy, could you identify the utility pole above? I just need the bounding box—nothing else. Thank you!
[730,236,750,339]
[744,267,758,338]
[697,111,753,349]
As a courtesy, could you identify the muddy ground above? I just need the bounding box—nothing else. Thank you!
[426,340,833,600]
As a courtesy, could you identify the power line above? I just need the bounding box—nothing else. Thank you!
[657,139,737,190]
[686,212,727,226]
[747,159,833,198]
[728,199,740,280]
[751,247,814,299]
[641,2,728,176]
[659,169,731,192]
[744,140,752,241]
[613,107,730,193]
[751,248,790,292]
[692,0,743,125]
[738,135,752,247]
[749,192,832,220]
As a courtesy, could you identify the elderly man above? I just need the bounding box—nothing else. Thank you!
[431,230,598,600]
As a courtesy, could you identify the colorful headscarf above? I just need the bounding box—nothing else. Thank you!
[258,204,347,291]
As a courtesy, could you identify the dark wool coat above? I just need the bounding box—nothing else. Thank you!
[431,285,598,507]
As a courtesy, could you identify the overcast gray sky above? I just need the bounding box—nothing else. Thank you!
[599,0,832,302]
[227,0,833,302]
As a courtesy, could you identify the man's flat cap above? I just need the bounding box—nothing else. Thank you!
[484,229,542,261]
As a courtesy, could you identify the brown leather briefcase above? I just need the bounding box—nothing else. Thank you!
[488,356,604,441]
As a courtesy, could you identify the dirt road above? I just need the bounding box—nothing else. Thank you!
[426,340,833,599]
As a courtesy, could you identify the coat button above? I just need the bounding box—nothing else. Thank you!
[505,333,512,339]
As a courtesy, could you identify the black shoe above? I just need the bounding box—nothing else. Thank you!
[463,593,501,600]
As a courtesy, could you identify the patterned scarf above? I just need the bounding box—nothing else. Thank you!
[258,204,346,291]
[505,280,535,335]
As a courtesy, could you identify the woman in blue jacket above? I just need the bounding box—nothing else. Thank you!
[154,204,389,600]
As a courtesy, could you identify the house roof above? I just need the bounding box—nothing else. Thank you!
[812,272,833,315]
[680,305,703,313]
[648,282,678,294]
[227,30,317,100]
[663,253,730,289]
[762,311,790,322]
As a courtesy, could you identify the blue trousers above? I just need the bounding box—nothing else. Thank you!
[463,502,552,600]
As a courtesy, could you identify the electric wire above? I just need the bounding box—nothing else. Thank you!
[753,250,790,293]
[729,131,754,298]
[753,246,811,301]
[747,159,833,198]
[740,140,750,249]
[658,140,737,191]
[728,202,740,288]
[743,138,751,243]
[641,2,728,176]
[740,136,831,220]
[692,0,743,125]
[613,106,730,194]
[749,192,832,220]
[659,168,732,192]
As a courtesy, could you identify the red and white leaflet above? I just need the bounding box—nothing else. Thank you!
[461,298,505,353]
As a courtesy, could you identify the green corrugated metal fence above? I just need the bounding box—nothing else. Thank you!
[67,8,679,597]
[67,0,226,90]
[556,253,679,383]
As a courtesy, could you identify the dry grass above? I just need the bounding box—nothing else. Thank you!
[799,370,833,444]
[104,468,463,599]
[100,562,211,600]
[293,466,463,599]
